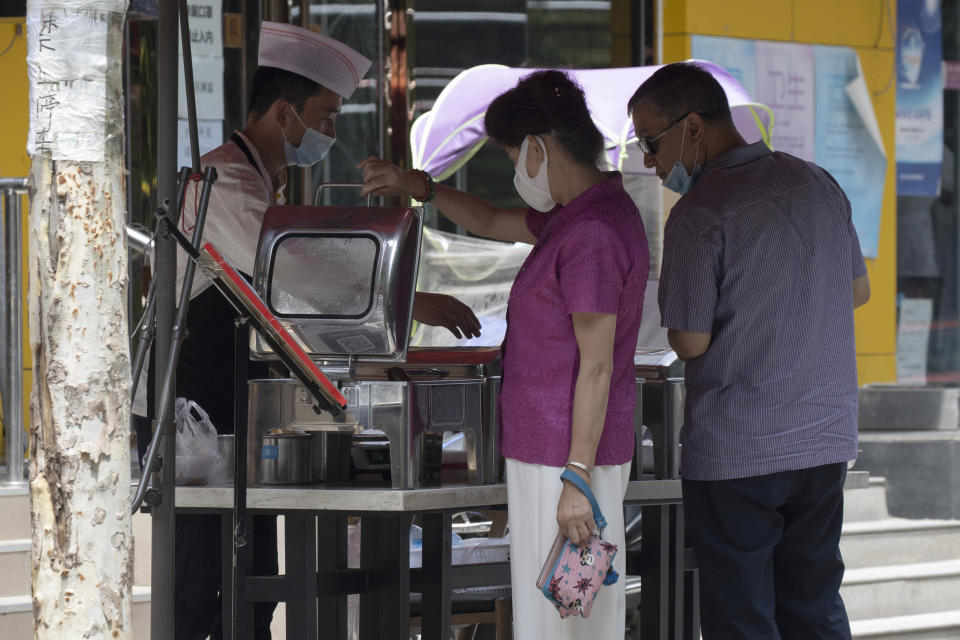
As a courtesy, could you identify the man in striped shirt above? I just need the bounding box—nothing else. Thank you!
[629,63,870,639]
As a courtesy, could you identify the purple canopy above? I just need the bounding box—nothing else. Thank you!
[411,61,773,180]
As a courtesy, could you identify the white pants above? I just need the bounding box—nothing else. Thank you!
[506,458,631,639]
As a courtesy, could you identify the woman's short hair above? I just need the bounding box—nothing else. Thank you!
[248,66,323,120]
[627,63,732,123]
[484,70,604,166]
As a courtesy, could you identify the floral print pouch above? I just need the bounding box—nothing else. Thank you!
[535,469,619,618]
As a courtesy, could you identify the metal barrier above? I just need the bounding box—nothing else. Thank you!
[1,177,27,487]
[0,176,150,487]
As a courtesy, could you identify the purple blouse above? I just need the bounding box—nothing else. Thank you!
[499,173,649,466]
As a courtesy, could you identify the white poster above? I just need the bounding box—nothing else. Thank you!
[177,119,223,170]
[178,0,223,58]
[897,298,933,383]
[178,55,225,120]
[755,41,815,161]
[25,3,126,161]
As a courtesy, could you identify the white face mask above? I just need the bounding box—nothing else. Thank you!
[513,136,556,212]
[282,107,335,167]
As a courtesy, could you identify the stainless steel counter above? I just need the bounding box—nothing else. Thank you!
[176,472,865,513]
[176,475,861,640]
[175,479,684,512]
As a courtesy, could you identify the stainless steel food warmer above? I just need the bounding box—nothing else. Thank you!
[634,347,684,479]
[246,200,499,489]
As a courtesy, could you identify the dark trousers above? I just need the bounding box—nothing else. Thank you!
[683,462,851,640]
[174,514,278,640]
[141,284,277,639]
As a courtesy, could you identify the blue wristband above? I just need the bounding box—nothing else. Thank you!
[560,468,607,530]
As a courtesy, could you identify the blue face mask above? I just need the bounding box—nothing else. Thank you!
[283,108,335,167]
[661,121,701,195]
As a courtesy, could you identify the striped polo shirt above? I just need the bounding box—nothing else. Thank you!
[658,142,867,481]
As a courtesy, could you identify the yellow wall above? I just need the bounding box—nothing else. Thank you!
[0,18,32,452]
[660,0,898,385]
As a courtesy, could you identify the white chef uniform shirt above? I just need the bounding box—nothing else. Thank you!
[175,130,280,299]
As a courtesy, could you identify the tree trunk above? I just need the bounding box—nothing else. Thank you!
[25,1,133,638]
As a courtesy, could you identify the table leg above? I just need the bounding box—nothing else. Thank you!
[317,515,349,639]
[236,514,255,639]
[640,503,690,640]
[420,512,451,639]
[672,506,686,640]
[359,515,412,639]
[221,513,234,639]
[285,513,319,639]
[640,504,671,640]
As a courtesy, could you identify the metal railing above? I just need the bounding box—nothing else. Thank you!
[0,177,157,488]
[1,177,27,487]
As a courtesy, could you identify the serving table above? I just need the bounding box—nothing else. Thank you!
[176,479,683,639]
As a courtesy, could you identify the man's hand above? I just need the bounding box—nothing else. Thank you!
[412,292,481,339]
[557,470,597,545]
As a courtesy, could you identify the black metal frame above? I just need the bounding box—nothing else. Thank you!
[176,484,692,640]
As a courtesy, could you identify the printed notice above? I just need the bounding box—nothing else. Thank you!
[755,41,815,161]
[690,35,757,97]
[897,298,933,383]
[178,0,223,58]
[26,3,126,161]
[177,119,223,170]
[814,46,886,259]
[178,55,225,120]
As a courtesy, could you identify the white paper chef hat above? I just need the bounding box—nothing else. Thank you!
[258,21,372,99]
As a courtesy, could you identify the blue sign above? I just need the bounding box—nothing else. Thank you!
[896,0,944,197]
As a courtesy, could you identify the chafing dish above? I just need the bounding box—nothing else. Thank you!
[635,347,684,479]
[246,198,499,488]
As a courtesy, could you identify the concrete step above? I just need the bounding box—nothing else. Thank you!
[851,610,960,639]
[841,559,960,620]
[840,518,960,569]
[0,540,29,597]
[0,587,151,639]
[844,477,890,523]
[0,515,152,598]
[0,488,30,540]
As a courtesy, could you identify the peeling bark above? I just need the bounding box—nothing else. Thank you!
[26,1,133,638]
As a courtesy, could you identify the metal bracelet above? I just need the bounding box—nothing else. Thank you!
[565,461,592,475]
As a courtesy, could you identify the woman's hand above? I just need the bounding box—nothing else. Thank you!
[557,468,596,544]
[413,292,481,339]
[357,157,422,199]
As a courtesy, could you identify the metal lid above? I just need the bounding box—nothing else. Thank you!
[250,203,423,363]
[634,347,684,380]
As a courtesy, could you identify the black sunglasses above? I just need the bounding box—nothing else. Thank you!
[636,112,695,156]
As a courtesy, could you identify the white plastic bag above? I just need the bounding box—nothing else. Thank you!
[174,398,228,486]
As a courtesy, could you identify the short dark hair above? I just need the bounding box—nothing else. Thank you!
[248,66,324,121]
[627,63,731,123]
[483,70,604,167]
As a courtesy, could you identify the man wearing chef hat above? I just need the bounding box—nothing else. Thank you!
[167,22,480,639]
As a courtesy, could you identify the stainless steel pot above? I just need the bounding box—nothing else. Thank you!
[309,432,353,483]
[217,434,235,482]
[259,431,311,484]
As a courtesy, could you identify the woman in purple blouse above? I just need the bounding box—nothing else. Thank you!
[360,70,649,637]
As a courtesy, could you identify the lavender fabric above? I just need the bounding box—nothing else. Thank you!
[499,173,649,466]
[410,62,771,180]
[658,142,866,481]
